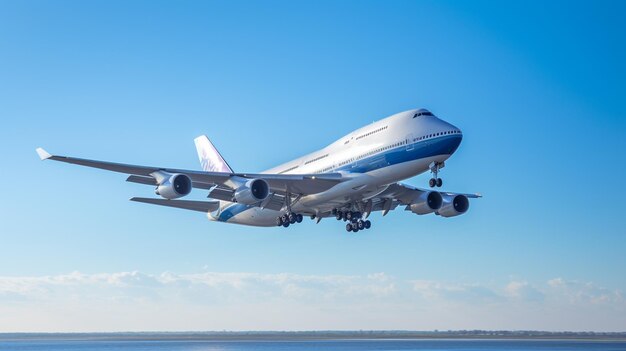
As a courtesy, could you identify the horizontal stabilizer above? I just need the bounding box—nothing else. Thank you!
[130,197,219,213]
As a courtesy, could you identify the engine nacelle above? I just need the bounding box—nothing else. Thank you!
[408,191,443,215]
[437,194,470,217]
[155,173,192,199]
[233,178,270,205]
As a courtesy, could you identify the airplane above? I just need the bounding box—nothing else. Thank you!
[36,108,481,232]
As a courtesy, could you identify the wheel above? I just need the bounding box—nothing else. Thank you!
[345,223,353,232]
[276,217,283,226]
[289,213,297,224]
[336,211,343,220]
[437,178,443,187]
[351,222,359,231]
[357,220,365,230]
[283,221,290,228]
[296,214,303,223]
[429,178,436,187]
[345,211,352,220]
[354,211,362,219]
[364,220,371,229]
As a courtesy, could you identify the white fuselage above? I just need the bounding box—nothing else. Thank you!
[210,109,463,226]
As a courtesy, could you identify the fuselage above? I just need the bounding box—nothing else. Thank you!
[211,108,463,226]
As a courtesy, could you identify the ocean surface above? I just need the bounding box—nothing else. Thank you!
[1,339,626,351]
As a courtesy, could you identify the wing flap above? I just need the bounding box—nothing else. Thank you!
[126,175,215,190]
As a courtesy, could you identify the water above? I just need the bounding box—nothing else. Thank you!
[1,339,626,351]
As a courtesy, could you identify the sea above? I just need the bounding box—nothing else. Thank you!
[1,339,626,351]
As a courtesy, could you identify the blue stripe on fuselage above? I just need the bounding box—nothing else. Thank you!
[217,203,250,222]
[336,134,462,173]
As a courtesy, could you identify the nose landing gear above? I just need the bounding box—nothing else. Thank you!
[429,161,445,188]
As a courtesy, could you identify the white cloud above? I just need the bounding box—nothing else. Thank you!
[0,271,624,332]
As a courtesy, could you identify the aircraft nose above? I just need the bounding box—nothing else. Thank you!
[435,120,463,155]
[437,131,462,155]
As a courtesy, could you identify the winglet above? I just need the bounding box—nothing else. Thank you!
[36,147,52,160]
[194,135,234,173]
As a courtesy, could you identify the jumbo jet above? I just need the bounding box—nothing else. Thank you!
[36,108,480,232]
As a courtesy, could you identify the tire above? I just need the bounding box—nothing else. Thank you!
[289,213,296,224]
[364,220,371,229]
[429,178,436,187]
[345,223,353,232]
[296,214,303,223]
[354,211,362,219]
[276,217,283,226]
[357,220,365,230]
[283,221,290,228]
[437,178,443,187]
[345,211,352,221]
[336,212,343,220]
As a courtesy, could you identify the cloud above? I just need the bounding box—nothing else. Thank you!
[504,280,544,301]
[0,271,624,332]
[547,278,624,305]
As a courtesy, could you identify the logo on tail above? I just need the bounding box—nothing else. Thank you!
[194,135,234,173]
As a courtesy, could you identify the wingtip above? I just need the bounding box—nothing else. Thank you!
[35,147,52,160]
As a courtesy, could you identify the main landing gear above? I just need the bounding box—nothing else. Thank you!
[275,212,303,228]
[429,161,444,188]
[332,209,372,233]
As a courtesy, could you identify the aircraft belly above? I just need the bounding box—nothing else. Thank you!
[228,207,278,227]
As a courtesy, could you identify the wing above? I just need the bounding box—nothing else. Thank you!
[36,148,343,196]
[313,182,481,220]
[377,182,482,202]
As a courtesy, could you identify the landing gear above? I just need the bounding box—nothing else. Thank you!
[334,208,373,232]
[357,220,365,230]
[343,218,372,233]
[276,211,304,228]
[429,161,445,188]
[429,177,442,187]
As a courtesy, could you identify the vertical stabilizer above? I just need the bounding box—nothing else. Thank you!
[194,135,234,173]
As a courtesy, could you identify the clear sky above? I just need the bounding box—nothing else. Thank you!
[0,0,625,332]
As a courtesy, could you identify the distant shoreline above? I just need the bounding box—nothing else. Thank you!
[2,331,625,342]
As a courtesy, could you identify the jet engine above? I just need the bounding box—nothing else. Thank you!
[155,173,192,199]
[408,191,443,215]
[437,194,470,217]
[234,179,270,204]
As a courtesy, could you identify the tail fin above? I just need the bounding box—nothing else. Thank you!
[194,135,234,173]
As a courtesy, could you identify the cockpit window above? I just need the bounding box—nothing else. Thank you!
[413,108,434,118]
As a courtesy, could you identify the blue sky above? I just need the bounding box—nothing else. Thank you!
[0,0,625,331]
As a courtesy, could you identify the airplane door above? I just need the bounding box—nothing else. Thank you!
[406,133,414,151]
